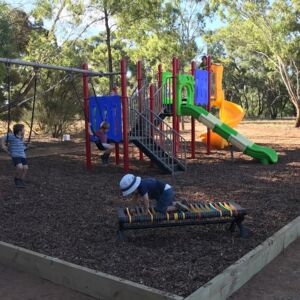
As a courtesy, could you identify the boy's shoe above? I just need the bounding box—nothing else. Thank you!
[14,178,25,188]
[100,154,109,164]
[100,154,106,164]
[174,201,189,212]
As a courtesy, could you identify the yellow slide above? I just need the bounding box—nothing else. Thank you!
[200,64,245,149]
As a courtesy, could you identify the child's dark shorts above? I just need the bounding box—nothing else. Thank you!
[12,157,28,166]
[155,188,175,214]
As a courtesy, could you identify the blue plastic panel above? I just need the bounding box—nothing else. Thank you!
[195,69,208,106]
[89,95,122,143]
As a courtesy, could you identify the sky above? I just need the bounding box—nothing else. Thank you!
[6,0,106,44]
[6,0,225,53]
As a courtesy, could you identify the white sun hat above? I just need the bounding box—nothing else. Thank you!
[120,174,141,196]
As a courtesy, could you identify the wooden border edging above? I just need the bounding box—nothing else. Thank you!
[184,216,300,300]
[0,241,183,300]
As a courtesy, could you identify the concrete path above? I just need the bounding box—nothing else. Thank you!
[0,264,95,300]
[230,238,300,300]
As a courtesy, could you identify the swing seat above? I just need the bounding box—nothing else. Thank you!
[90,135,118,145]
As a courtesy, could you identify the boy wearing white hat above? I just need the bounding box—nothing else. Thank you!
[120,174,175,214]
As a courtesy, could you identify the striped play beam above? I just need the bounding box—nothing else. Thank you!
[117,201,248,240]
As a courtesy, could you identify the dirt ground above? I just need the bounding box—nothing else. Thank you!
[230,238,300,300]
[0,120,299,297]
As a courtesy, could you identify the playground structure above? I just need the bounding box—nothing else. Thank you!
[159,57,278,165]
[118,200,248,240]
[0,55,278,175]
[89,55,278,174]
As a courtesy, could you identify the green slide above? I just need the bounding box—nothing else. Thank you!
[181,104,278,165]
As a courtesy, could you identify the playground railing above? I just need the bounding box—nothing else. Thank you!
[129,81,149,113]
[128,83,148,134]
[144,106,187,167]
[128,81,187,172]
[153,81,173,116]
[153,83,163,115]
[128,107,186,173]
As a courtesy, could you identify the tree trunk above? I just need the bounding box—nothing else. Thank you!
[104,7,114,92]
[277,56,300,127]
[295,104,300,127]
[270,107,277,120]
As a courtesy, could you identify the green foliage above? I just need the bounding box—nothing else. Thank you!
[206,0,300,125]
[5,0,299,136]
[0,3,16,58]
[0,2,37,116]
[116,0,204,74]
[35,71,83,138]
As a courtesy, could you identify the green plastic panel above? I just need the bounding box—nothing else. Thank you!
[176,74,194,116]
[162,72,173,105]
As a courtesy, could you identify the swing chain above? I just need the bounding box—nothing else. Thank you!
[89,76,97,98]
[26,68,39,145]
[5,63,11,145]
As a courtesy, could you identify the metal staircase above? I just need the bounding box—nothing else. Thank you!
[128,84,187,174]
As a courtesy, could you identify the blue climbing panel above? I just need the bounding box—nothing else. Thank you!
[89,95,122,143]
[195,69,208,106]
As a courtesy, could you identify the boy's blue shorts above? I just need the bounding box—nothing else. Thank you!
[155,188,175,214]
[12,157,28,166]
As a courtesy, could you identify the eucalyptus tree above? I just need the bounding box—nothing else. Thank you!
[207,0,300,126]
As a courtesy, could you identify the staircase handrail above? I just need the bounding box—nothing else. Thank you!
[129,107,187,171]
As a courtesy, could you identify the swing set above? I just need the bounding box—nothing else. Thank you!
[0,57,127,170]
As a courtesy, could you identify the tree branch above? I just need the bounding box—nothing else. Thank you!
[49,0,67,36]
[292,59,300,101]
[254,51,279,68]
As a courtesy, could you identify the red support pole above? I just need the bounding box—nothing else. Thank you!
[158,64,162,112]
[172,57,177,157]
[113,86,120,165]
[176,58,180,135]
[149,84,154,136]
[176,58,180,74]
[137,60,143,161]
[115,143,119,165]
[191,60,196,159]
[137,60,142,110]
[158,64,163,144]
[121,58,129,171]
[175,58,180,153]
[207,55,211,154]
[149,84,155,167]
[83,63,92,170]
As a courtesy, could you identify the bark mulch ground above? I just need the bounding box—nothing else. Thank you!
[0,124,299,297]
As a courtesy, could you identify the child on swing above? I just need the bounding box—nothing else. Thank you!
[88,121,114,164]
[1,124,28,188]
